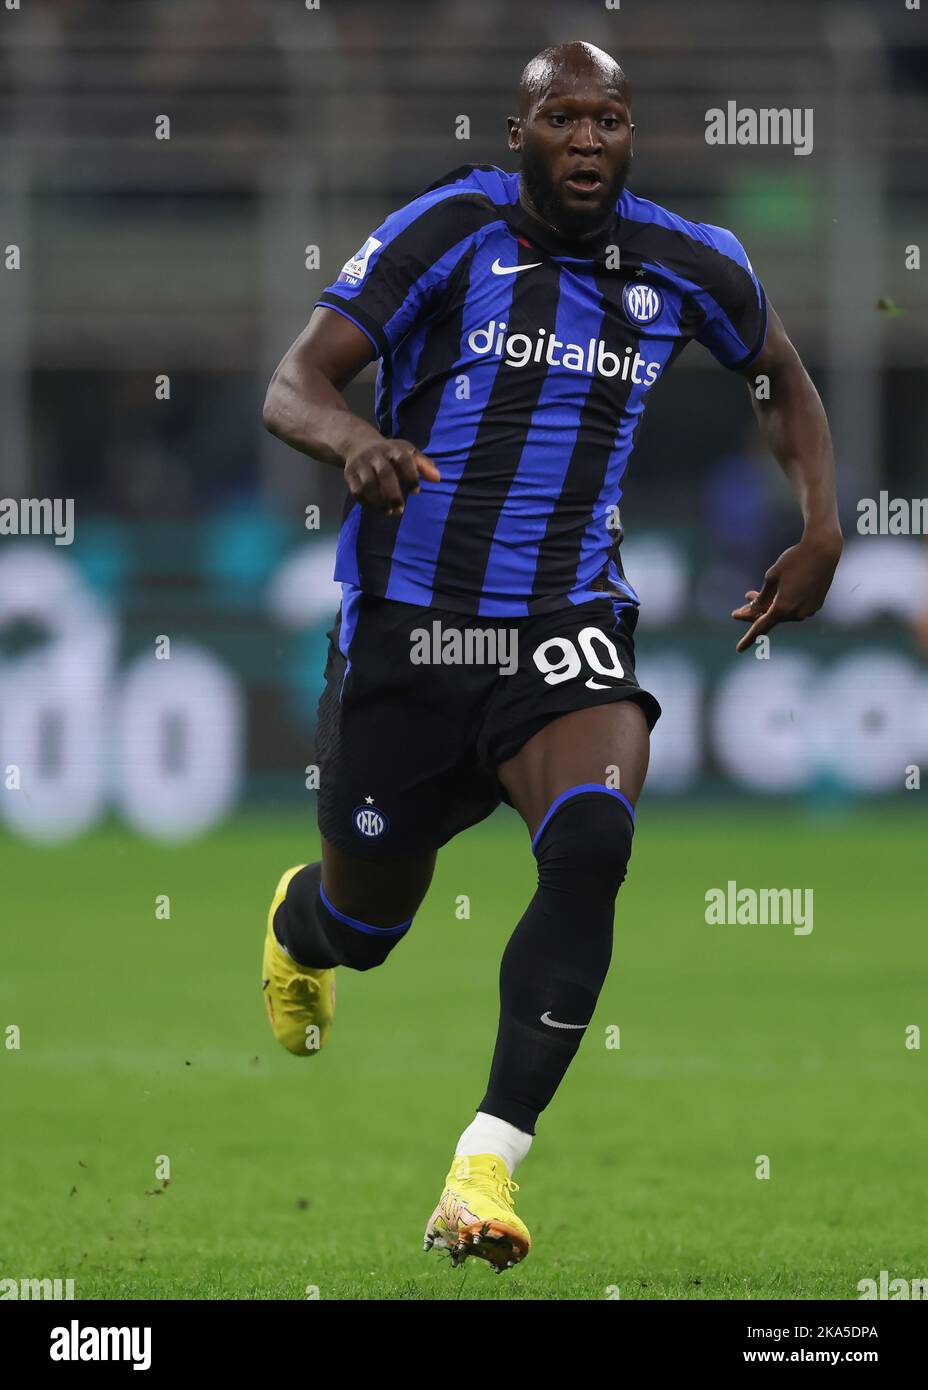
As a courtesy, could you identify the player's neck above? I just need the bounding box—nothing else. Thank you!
[515,179,618,254]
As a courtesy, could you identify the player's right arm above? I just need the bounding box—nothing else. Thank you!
[262,307,439,517]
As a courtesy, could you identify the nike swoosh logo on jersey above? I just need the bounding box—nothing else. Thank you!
[491,258,543,275]
[540,1011,587,1030]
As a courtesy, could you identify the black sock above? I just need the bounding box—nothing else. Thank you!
[478,791,635,1135]
[273,862,412,971]
[273,863,337,967]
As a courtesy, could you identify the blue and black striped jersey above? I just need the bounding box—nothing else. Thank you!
[316,163,767,617]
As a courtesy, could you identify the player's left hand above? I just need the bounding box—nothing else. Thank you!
[731,532,842,653]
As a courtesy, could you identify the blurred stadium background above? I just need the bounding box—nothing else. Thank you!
[1,0,926,1300]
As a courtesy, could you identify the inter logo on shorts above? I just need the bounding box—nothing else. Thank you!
[353,805,388,838]
[622,281,663,326]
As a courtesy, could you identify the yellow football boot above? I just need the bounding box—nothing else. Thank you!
[261,866,336,1057]
[423,1154,531,1271]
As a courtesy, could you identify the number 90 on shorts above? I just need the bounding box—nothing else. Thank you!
[533,626,626,691]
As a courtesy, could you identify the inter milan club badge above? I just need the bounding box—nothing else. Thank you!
[353,802,388,838]
[622,280,663,326]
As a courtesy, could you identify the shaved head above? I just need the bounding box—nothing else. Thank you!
[508,41,634,241]
[517,42,630,120]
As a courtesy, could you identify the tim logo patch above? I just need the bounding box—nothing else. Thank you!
[622,281,663,326]
[353,805,388,838]
[338,236,382,286]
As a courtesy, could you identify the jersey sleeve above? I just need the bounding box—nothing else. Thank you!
[692,224,768,369]
[315,190,496,361]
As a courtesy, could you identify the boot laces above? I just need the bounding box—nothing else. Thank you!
[455,1158,519,1209]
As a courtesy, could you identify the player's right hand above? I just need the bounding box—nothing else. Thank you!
[343,437,440,517]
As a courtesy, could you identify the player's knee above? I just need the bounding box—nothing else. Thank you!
[532,789,635,899]
[316,885,412,972]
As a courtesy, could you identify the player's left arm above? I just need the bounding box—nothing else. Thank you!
[731,301,843,653]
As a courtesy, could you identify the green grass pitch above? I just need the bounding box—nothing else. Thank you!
[1,805,925,1300]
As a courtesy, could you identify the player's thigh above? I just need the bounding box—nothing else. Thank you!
[497,700,651,841]
[321,835,437,927]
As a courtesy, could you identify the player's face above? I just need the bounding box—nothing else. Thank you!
[511,80,634,237]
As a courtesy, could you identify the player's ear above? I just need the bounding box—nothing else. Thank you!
[507,116,522,151]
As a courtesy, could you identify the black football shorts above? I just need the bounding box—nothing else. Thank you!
[315,591,661,859]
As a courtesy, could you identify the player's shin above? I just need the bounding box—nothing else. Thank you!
[273,861,413,970]
[478,788,636,1135]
